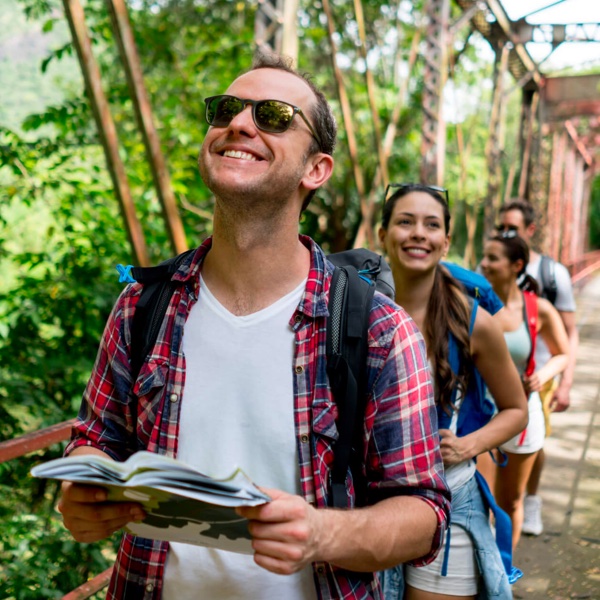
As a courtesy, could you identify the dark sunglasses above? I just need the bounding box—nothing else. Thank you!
[204,95,322,149]
[497,229,518,239]
[495,224,519,233]
[384,183,449,205]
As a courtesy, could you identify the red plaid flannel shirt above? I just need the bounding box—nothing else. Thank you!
[67,236,450,600]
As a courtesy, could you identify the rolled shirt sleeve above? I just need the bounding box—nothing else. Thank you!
[364,294,451,565]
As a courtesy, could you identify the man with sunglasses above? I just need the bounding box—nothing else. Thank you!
[59,52,450,599]
[497,199,578,537]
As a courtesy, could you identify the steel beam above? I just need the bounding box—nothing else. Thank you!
[571,155,585,260]
[517,89,539,199]
[514,20,600,46]
[62,0,149,266]
[541,74,600,122]
[255,0,298,62]
[454,0,541,89]
[255,0,283,53]
[547,130,567,259]
[561,144,576,264]
[106,0,188,256]
[483,42,510,237]
[420,0,450,185]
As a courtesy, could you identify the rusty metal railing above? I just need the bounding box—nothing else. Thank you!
[565,249,600,286]
[0,419,74,464]
[1,420,114,598]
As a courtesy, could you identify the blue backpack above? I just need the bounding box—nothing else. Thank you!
[438,262,523,585]
[437,262,501,436]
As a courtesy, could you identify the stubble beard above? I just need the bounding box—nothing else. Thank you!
[198,147,308,218]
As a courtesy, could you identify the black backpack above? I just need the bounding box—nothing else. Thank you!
[123,247,395,509]
[539,255,558,305]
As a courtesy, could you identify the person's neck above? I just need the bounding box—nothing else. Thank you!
[494,280,521,306]
[529,248,540,263]
[392,268,435,334]
[201,206,309,316]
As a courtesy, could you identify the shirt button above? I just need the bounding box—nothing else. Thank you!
[300,434,309,443]
[170,393,178,403]
[145,583,154,592]
[294,314,302,323]
[316,566,325,574]
[295,366,304,374]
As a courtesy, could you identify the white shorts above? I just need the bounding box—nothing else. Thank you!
[405,525,479,595]
[500,391,545,454]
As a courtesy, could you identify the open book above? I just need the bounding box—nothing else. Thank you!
[31,451,270,554]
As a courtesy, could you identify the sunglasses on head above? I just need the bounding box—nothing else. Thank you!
[384,183,449,205]
[204,95,322,149]
[495,224,519,233]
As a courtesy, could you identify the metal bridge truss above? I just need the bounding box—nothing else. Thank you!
[421,0,599,267]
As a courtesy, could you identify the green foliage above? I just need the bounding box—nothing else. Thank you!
[0,449,117,599]
[0,126,125,440]
[589,175,600,249]
[3,0,587,596]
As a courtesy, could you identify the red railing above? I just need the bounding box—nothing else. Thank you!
[565,249,600,286]
[0,419,74,463]
[1,421,114,598]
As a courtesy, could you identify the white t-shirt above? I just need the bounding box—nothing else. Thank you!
[162,276,317,600]
[527,255,575,366]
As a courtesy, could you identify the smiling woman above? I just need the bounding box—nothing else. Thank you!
[378,183,527,600]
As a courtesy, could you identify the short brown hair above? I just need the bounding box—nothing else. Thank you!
[499,199,536,228]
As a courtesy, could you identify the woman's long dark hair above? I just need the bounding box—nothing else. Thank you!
[489,233,540,295]
[382,184,473,414]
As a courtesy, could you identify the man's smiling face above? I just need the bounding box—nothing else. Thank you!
[198,68,320,210]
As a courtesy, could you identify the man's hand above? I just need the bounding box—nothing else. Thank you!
[236,488,323,575]
[551,384,570,412]
[57,481,146,543]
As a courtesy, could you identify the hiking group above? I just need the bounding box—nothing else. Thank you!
[55,54,575,600]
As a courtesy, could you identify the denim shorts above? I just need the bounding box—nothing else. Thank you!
[380,475,512,600]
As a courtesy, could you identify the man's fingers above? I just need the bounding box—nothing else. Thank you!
[58,499,144,522]
[253,542,305,573]
[247,518,311,545]
[60,481,108,503]
[65,517,130,543]
[252,551,299,575]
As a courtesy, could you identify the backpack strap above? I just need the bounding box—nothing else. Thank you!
[474,471,523,584]
[539,255,558,305]
[127,249,195,382]
[522,290,538,378]
[439,296,478,431]
[326,265,375,509]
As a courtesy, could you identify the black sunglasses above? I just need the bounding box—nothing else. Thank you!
[497,229,519,239]
[384,183,449,205]
[204,95,322,149]
[495,224,519,233]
